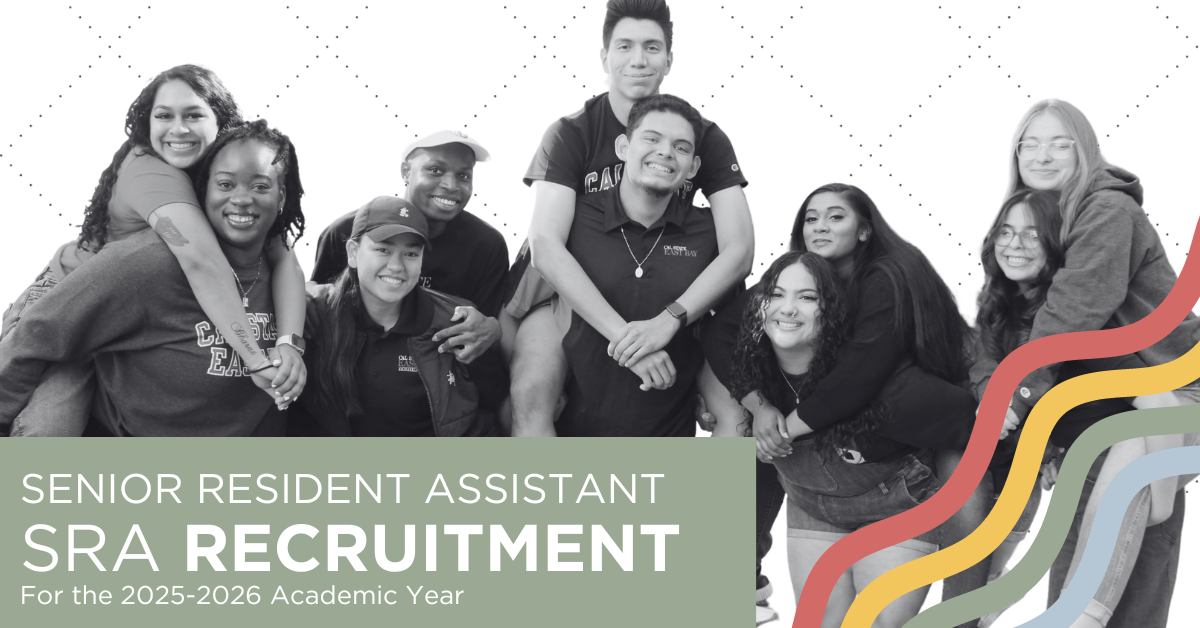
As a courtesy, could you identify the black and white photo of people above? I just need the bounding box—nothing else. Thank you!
[2,1,1199,626]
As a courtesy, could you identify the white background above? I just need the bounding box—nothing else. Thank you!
[1,1,1198,625]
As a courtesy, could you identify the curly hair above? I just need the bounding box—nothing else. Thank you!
[729,252,888,455]
[976,189,1065,361]
[790,183,969,384]
[194,119,306,249]
[78,64,242,251]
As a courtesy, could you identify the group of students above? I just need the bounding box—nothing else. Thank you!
[0,1,1196,627]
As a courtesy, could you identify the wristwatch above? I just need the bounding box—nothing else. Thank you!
[665,301,688,323]
[276,333,306,357]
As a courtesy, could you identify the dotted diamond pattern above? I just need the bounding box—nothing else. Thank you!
[1,3,1199,624]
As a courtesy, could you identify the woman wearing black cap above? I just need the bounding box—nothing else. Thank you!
[291,197,502,437]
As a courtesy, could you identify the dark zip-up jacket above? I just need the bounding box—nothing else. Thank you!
[291,287,502,437]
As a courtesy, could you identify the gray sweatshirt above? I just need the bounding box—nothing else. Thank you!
[978,168,1200,417]
[0,230,282,436]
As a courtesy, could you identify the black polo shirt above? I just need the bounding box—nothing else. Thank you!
[557,185,718,437]
[310,209,509,318]
[350,291,435,437]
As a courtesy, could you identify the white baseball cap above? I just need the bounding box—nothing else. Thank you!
[403,130,491,162]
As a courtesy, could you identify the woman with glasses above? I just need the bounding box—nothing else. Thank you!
[971,99,1200,628]
[969,188,1187,628]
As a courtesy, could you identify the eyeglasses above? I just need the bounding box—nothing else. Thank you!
[1015,139,1076,159]
[995,227,1040,248]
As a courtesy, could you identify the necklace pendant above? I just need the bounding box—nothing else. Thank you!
[635,267,644,278]
[242,296,249,308]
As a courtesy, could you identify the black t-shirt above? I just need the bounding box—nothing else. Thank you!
[310,209,509,318]
[524,93,748,202]
[505,93,749,308]
[558,186,718,437]
[351,294,435,437]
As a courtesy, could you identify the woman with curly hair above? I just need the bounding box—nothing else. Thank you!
[702,183,987,626]
[0,120,305,436]
[718,250,970,627]
[1,65,307,436]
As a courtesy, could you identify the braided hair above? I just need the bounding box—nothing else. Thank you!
[194,119,306,249]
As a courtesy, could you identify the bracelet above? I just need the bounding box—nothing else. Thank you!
[247,359,274,374]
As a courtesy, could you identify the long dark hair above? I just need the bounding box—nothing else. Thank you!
[309,265,367,418]
[729,252,887,453]
[976,189,1065,360]
[790,183,968,384]
[194,119,306,248]
[78,64,242,251]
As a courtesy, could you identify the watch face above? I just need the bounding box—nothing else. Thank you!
[279,334,306,350]
[667,302,687,319]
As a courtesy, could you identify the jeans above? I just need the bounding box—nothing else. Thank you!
[757,458,786,595]
[1048,450,1185,627]
[2,243,94,437]
[776,439,941,532]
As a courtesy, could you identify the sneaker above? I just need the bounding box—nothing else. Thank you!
[756,605,779,626]
[756,581,774,606]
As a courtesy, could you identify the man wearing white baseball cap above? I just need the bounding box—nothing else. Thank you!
[310,130,507,365]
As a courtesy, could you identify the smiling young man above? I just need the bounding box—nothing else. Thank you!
[310,131,507,364]
[506,0,752,437]
[552,94,716,438]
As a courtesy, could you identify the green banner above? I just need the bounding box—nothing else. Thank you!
[0,438,750,626]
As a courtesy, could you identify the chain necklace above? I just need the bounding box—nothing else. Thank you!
[778,366,801,406]
[232,255,263,309]
[619,226,665,279]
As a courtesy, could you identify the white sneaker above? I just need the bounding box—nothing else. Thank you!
[756,605,779,626]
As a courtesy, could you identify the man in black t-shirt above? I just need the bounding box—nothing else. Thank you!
[505,0,753,439]
[557,94,716,437]
[310,131,507,365]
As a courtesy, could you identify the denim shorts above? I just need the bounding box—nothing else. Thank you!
[776,439,942,549]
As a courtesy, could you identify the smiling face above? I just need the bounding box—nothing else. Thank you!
[204,139,281,254]
[1018,112,1078,192]
[764,263,822,356]
[994,203,1047,290]
[618,110,699,197]
[348,232,425,315]
[602,18,672,104]
[402,143,475,227]
[150,79,219,169]
[802,192,867,269]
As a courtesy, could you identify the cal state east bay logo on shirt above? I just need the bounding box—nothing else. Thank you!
[663,245,698,257]
[398,356,418,373]
[195,313,277,377]
[583,164,694,200]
